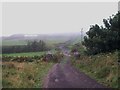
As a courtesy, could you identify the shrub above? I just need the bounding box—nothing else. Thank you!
[95,67,110,78]
[82,12,120,55]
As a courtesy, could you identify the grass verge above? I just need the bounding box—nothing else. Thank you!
[71,51,119,88]
[2,61,54,88]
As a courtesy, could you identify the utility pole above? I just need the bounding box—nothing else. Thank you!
[81,28,83,43]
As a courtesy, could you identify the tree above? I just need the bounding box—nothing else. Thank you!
[82,12,120,55]
[2,40,48,53]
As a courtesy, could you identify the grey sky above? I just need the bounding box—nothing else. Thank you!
[2,2,117,36]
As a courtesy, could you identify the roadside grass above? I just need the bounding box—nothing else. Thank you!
[2,61,54,88]
[71,51,119,88]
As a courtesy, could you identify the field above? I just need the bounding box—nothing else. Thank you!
[1,37,71,47]
[71,51,119,88]
[2,61,54,88]
[2,40,27,46]
[2,52,46,57]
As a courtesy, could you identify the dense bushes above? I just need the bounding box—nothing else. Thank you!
[2,40,48,54]
[2,52,63,63]
[82,12,120,55]
[2,56,42,62]
[70,43,85,55]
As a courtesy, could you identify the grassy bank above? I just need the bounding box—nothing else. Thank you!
[2,61,54,88]
[71,51,119,88]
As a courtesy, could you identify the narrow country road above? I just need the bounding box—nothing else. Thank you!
[43,46,106,88]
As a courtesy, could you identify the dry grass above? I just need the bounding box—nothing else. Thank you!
[2,61,54,88]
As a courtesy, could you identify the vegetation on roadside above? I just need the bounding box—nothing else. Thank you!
[2,61,54,88]
[71,51,118,88]
[70,43,85,55]
[70,12,119,88]
[2,48,63,88]
[2,49,63,62]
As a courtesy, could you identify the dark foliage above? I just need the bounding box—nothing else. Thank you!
[2,40,48,53]
[2,52,63,63]
[82,12,120,55]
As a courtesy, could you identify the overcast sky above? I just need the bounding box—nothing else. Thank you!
[2,2,118,36]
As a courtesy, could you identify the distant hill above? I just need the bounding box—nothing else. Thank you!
[1,32,86,46]
[2,32,85,40]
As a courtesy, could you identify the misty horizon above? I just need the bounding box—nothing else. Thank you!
[2,2,117,36]
[1,31,85,37]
